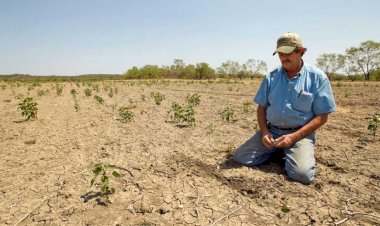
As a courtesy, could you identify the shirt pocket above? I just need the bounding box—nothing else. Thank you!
[292,90,314,113]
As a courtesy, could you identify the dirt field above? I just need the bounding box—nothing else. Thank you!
[0,79,379,226]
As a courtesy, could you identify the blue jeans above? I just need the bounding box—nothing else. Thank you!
[233,127,316,184]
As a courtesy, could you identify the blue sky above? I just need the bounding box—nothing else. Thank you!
[1,0,379,75]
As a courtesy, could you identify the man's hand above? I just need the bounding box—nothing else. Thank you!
[273,134,296,148]
[261,133,276,148]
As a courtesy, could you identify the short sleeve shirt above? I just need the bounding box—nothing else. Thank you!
[254,63,336,128]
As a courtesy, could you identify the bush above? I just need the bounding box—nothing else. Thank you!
[187,93,201,106]
[221,106,234,122]
[18,97,38,121]
[84,88,92,97]
[169,102,195,126]
[119,107,134,122]
[151,92,165,105]
[94,95,104,104]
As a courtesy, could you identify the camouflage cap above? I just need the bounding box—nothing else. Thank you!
[273,32,304,55]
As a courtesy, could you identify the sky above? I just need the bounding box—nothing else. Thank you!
[0,0,379,76]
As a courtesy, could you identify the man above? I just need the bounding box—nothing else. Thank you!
[233,32,336,184]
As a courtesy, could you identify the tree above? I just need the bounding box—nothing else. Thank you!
[244,59,267,79]
[123,66,140,79]
[183,64,196,79]
[345,40,380,80]
[169,59,186,78]
[316,53,346,79]
[219,60,240,78]
[343,58,361,81]
[139,65,165,79]
[195,63,215,79]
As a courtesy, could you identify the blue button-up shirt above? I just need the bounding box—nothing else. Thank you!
[254,63,336,128]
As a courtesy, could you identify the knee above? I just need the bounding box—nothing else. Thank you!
[232,148,247,165]
[232,147,255,166]
[286,165,315,184]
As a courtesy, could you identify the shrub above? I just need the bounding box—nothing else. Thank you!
[169,102,195,126]
[187,93,201,106]
[368,113,380,138]
[108,88,114,97]
[84,88,92,97]
[94,95,104,104]
[151,92,165,105]
[18,97,38,121]
[70,89,77,96]
[221,106,234,122]
[55,84,63,96]
[242,101,252,113]
[119,107,134,122]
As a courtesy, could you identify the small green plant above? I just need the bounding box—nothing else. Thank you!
[18,97,38,121]
[119,106,134,122]
[24,139,36,145]
[242,101,252,113]
[152,92,165,105]
[74,99,80,112]
[187,93,201,106]
[92,84,100,92]
[169,102,195,126]
[221,106,234,122]
[368,113,380,138]
[108,88,114,97]
[4,99,11,103]
[90,163,120,194]
[70,89,77,96]
[94,95,104,104]
[15,94,24,99]
[141,94,146,101]
[281,204,290,213]
[84,88,92,97]
[55,84,63,96]
[37,89,48,97]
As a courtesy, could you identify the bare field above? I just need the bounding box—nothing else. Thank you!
[0,79,379,226]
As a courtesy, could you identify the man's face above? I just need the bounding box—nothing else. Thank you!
[278,50,302,72]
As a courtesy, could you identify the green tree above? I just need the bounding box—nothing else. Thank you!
[183,64,197,79]
[316,53,346,79]
[195,63,215,79]
[345,40,380,80]
[139,65,165,79]
[123,66,140,79]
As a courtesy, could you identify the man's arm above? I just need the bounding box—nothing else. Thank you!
[274,113,329,148]
[257,105,276,148]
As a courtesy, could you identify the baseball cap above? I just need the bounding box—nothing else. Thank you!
[273,32,304,55]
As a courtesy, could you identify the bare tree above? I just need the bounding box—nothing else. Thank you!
[219,60,240,78]
[346,40,380,80]
[316,53,346,79]
[244,59,267,79]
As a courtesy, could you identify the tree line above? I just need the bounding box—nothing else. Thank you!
[122,59,267,80]
[317,40,380,81]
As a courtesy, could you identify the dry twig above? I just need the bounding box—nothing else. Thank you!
[210,205,242,226]
[14,196,48,226]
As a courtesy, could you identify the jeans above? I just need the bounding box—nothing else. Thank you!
[233,126,316,184]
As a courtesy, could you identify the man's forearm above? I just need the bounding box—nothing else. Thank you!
[290,113,329,142]
[257,105,269,135]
